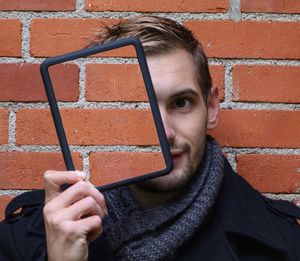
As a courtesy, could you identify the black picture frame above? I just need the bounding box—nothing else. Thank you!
[40,37,173,191]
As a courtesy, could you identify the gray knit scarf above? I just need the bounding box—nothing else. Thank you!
[103,137,224,260]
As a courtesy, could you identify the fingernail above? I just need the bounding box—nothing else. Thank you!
[75,170,86,179]
[104,207,108,216]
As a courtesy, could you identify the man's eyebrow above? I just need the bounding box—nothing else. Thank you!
[169,88,199,99]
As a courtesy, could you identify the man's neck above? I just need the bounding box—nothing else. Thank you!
[129,184,186,209]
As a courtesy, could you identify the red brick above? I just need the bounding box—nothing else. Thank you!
[85,0,228,13]
[0,196,14,221]
[0,109,8,145]
[0,152,82,189]
[210,65,225,101]
[16,109,159,146]
[0,0,76,11]
[0,19,21,57]
[90,152,165,186]
[233,65,300,103]
[30,19,132,57]
[184,20,300,59]
[237,154,300,193]
[0,63,79,102]
[86,64,147,102]
[241,0,300,14]
[210,110,300,148]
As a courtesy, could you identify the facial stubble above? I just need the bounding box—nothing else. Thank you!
[136,138,206,194]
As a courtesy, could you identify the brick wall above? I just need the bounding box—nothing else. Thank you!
[0,0,300,220]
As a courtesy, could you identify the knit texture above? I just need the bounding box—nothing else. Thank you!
[103,137,224,260]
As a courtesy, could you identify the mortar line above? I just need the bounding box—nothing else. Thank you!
[229,0,241,21]
[1,10,300,21]
[0,145,299,154]
[82,151,90,178]
[7,107,16,146]
[76,0,85,12]
[0,101,299,110]
[2,57,300,66]
[78,63,86,102]
[226,153,237,171]
[224,62,233,103]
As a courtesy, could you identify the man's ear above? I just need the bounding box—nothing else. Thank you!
[207,86,220,130]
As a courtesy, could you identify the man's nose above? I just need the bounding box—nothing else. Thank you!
[160,111,175,143]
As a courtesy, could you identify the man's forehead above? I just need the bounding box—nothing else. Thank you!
[146,48,202,98]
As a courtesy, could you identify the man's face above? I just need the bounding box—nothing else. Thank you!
[138,48,219,192]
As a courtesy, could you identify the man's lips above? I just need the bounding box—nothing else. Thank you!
[171,150,184,158]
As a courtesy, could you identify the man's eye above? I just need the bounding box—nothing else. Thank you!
[175,98,189,108]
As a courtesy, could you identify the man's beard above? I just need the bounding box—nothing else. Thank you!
[136,141,204,193]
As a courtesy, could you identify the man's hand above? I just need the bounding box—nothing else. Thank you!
[43,170,107,261]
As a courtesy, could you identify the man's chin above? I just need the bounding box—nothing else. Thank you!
[137,169,193,193]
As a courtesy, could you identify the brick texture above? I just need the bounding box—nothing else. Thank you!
[241,0,300,14]
[0,109,8,145]
[90,152,165,186]
[0,152,82,189]
[0,19,21,57]
[31,19,119,57]
[210,65,225,101]
[0,0,76,11]
[237,154,300,193]
[0,63,79,102]
[16,109,159,145]
[233,65,300,103]
[185,20,300,59]
[86,64,147,102]
[210,110,300,148]
[85,0,229,13]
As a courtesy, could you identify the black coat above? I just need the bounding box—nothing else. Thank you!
[1,159,300,260]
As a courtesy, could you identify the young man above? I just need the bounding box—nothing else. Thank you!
[1,16,300,261]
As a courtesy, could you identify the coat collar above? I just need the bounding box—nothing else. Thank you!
[216,159,286,252]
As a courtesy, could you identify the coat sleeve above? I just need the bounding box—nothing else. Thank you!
[0,219,23,260]
[0,190,46,261]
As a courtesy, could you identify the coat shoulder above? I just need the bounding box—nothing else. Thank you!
[219,159,300,260]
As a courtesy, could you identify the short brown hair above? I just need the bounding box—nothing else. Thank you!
[90,15,212,101]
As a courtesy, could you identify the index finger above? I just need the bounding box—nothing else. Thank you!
[44,170,86,203]
[47,181,108,217]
